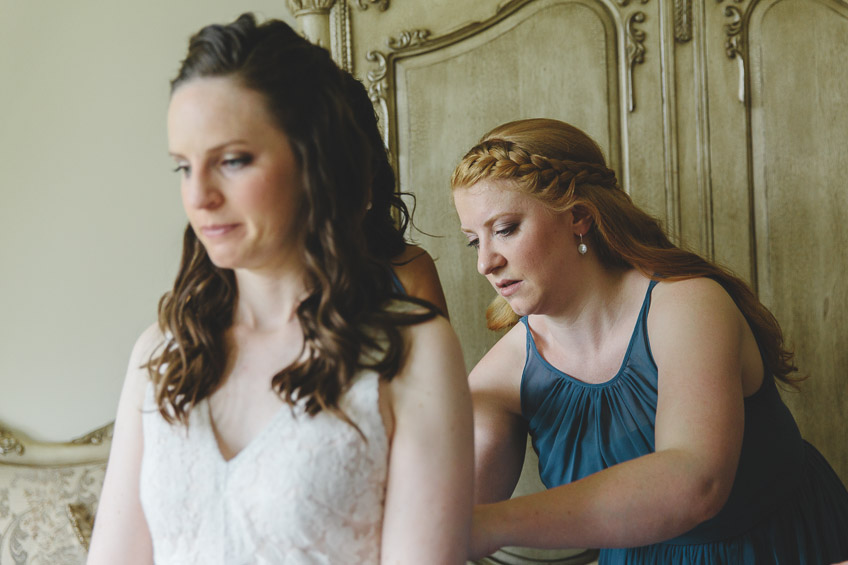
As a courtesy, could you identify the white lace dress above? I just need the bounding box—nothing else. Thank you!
[139,370,389,565]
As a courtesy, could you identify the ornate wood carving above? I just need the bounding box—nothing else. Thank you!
[0,429,24,456]
[289,0,391,73]
[674,0,693,42]
[625,10,648,112]
[70,423,114,446]
[717,0,747,59]
[715,0,750,102]
[365,0,655,173]
[356,0,389,10]
[365,49,391,148]
[287,0,338,50]
[387,29,432,49]
[286,0,337,16]
[331,0,354,71]
[365,0,531,162]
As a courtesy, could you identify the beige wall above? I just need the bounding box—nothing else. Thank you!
[0,2,295,441]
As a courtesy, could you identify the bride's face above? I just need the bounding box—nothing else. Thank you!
[167,76,303,275]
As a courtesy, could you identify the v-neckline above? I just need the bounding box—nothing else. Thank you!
[204,398,289,465]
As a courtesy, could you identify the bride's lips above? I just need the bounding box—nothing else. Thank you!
[496,279,521,297]
[200,223,240,237]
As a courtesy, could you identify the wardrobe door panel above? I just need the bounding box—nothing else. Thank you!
[393,1,623,369]
[360,0,668,375]
[749,0,848,484]
[707,0,848,484]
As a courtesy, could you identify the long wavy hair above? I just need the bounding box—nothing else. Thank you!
[451,118,799,386]
[149,13,436,425]
[342,72,411,262]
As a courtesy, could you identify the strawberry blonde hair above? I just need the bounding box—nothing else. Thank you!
[451,118,799,386]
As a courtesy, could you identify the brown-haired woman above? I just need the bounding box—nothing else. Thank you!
[452,117,848,563]
[87,13,472,565]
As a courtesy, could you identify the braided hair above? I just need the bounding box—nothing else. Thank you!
[451,118,799,386]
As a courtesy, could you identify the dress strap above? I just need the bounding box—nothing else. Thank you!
[389,268,406,294]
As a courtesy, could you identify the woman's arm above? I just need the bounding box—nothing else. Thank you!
[380,315,473,564]
[86,324,161,565]
[393,245,450,318]
[469,324,528,504]
[470,278,748,557]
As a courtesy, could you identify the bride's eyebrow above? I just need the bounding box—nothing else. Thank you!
[168,139,250,159]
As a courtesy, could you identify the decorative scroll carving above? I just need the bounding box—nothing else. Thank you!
[291,0,388,73]
[366,29,433,148]
[625,10,648,112]
[286,0,337,16]
[356,0,389,10]
[387,29,432,50]
[715,0,750,102]
[718,1,746,59]
[674,0,693,42]
[366,49,391,148]
[364,0,545,159]
[364,0,646,169]
[71,423,114,446]
[0,429,24,456]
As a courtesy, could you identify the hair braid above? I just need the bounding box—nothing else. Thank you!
[453,140,619,202]
[450,118,800,387]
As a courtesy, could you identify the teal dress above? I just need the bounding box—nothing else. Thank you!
[520,279,848,563]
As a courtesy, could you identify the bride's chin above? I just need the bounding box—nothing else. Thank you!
[203,251,239,270]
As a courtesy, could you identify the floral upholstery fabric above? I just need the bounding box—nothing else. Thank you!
[0,448,106,564]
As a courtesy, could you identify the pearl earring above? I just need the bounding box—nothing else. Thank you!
[578,233,587,255]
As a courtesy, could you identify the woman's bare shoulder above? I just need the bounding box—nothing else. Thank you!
[396,314,465,384]
[647,276,750,375]
[468,322,526,413]
[473,322,526,375]
[392,245,449,316]
[125,322,167,389]
[650,277,739,320]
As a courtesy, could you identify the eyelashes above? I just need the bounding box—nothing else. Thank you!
[171,154,254,177]
[221,154,253,170]
[464,223,518,250]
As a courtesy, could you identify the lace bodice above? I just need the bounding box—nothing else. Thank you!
[139,370,389,565]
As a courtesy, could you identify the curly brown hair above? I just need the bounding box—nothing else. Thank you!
[451,118,799,386]
[148,13,436,426]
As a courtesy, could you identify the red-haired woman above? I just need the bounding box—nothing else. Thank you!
[452,117,848,564]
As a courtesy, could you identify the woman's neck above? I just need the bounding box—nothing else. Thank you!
[533,266,643,354]
[231,267,308,331]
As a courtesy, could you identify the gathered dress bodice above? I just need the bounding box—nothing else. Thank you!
[520,279,848,563]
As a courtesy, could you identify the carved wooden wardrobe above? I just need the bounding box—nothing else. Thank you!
[287,1,848,562]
